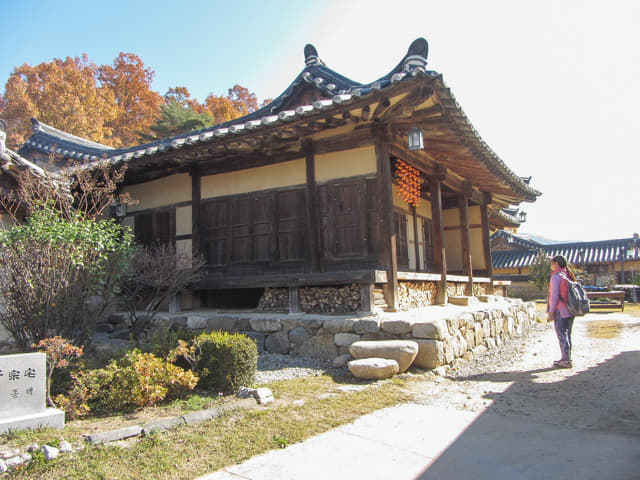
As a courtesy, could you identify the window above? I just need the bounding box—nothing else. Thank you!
[134,208,175,248]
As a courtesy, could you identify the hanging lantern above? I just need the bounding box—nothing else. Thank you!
[408,125,424,151]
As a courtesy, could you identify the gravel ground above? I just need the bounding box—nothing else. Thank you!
[255,354,344,384]
[408,312,640,437]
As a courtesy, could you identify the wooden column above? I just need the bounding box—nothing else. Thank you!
[411,205,420,272]
[190,167,203,308]
[458,194,474,295]
[303,139,320,272]
[480,198,495,294]
[289,287,301,313]
[430,175,447,304]
[373,124,398,311]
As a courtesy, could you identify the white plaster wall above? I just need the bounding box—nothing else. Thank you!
[315,146,376,183]
[176,206,192,236]
[443,208,462,271]
[201,159,306,198]
[469,205,486,270]
[124,174,191,212]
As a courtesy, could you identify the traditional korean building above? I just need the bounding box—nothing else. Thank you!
[492,230,640,297]
[16,38,540,312]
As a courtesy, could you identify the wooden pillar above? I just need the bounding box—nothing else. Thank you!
[373,124,398,311]
[360,284,375,313]
[480,199,495,294]
[411,205,420,272]
[190,167,203,308]
[303,139,320,272]
[458,194,473,295]
[289,287,301,313]
[430,174,447,304]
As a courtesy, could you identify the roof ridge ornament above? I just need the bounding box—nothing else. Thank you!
[304,44,325,66]
[402,38,429,71]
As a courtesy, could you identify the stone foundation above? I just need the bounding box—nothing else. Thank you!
[139,297,536,369]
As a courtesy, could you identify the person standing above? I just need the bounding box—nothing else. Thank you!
[547,255,576,368]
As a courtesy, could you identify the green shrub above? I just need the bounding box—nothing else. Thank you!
[56,349,198,417]
[172,331,257,393]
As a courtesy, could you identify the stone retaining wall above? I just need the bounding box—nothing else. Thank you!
[145,297,537,370]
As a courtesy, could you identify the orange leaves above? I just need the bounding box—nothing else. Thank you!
[3,55,119,148]
[1,52,261,149]
[395,159,422,207]
[97,53,162,147]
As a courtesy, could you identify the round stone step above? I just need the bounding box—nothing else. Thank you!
[347,358,399,380]
[349,340,419,373]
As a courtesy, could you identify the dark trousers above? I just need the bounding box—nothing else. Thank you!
[554,312,574,361]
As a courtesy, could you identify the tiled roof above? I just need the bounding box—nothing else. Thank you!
[492,231,640,269]
[18,38,540,202]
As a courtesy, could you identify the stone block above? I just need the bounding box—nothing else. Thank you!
[474,323,485,346]
[85,425,143,445]
[504,316,515,338]
[353,318,381,334]
[298,318,324,333]
[0,353,65,434]
[445,316,459,335]
[296,334,339,360]
[332,354,352,368]
[413,339,446,369]
[186,315,208,330]
[448,296,473,306]
[412,319,448,340]
[380,319,412,335]
[142,417,185,435]
[348,358,399,380]
[334,333,360,347]
[181,408,221,426]
[265,330,290,354]
[322,318,355,334]
[288,327,311,349]
[207,317,237,332]
[349,340,418,373]
[249,318,282,333]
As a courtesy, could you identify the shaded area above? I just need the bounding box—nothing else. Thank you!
[416,350,640,479]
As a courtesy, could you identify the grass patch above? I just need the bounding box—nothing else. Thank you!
[4,374,414,479]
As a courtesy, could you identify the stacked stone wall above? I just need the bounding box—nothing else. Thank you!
[146,298,537,369]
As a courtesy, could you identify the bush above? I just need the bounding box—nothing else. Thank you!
[171,331,257,393]
[56,349,198,417]
[0,204,133,348]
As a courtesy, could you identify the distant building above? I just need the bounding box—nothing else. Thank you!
[492,230,640,298]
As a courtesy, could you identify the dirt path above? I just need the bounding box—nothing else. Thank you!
[407,311,640,437]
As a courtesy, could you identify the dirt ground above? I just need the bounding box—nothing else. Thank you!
[406,308,640,438]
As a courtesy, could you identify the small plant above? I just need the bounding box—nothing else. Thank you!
[33,337,84,408]
[528,250,551,293]
[170,331,257,393]
[272,434,290,449]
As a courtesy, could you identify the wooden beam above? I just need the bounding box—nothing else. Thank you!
[458,194,473,295]
[430,176,447,304]
[372,98,392,120]
[374,123,398,311]
[304,139,320,272]
[480,203,494,293]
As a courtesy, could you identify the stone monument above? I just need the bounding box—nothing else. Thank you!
[0,353,65,434]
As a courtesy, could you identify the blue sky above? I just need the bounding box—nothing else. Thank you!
[1,0,639,242]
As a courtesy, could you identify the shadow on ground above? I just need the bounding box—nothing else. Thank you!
[415,350,640,479]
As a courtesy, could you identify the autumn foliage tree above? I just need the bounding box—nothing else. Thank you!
[97,53,163,147]
[1,52,261,148]
[1,55,119,148]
